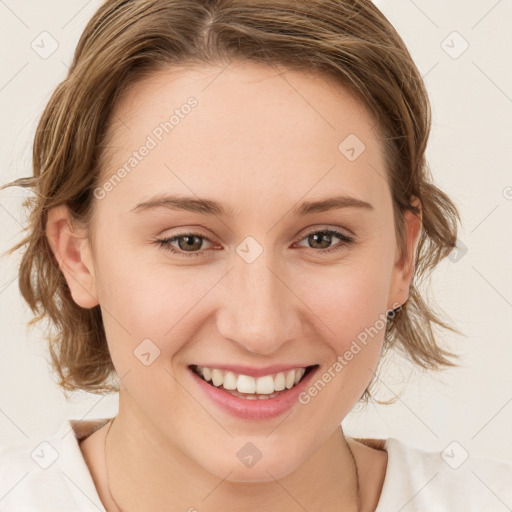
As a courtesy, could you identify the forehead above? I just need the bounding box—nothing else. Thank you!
[98,60,390,214]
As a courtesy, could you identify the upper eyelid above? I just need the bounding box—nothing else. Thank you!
[297,226,354,240]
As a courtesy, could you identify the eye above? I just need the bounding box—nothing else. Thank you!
[294,228,354,254]
[155,228,354,258]
[155,232,215,258]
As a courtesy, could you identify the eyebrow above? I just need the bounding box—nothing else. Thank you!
[130,193,373,217]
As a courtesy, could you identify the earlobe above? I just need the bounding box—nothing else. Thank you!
[389,199,423,308]
[46,205,99,309]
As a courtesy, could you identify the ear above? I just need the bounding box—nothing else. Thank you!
[45,205,99,309]
[388,198,422,310]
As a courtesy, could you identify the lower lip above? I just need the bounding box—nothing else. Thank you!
[189,366,318,420]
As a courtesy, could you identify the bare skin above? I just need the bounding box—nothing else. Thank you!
[47,61,420,511]
[78,420,388,512]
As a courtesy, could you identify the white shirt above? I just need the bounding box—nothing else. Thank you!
[1,417,511,511]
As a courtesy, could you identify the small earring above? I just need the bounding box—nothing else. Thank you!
[386,304,402,320]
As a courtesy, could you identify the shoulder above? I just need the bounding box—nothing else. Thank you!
[0,418,109,511]
[362,436,512,511]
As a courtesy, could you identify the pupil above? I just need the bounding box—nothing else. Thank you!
[310,232,331,249]
[179,235,202,251]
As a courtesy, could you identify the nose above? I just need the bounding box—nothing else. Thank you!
[216,249,301,355]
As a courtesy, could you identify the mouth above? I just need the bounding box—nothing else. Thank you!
[189,364,318,400]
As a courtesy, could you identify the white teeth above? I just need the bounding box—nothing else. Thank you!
[202,367,212,382]
[211,368,223,387]
[223,371,237,390]
[237,374,256,394]
[255,375,275,394]
[274,372,286,391]
[194,365,309,396]
[285,370,296,389]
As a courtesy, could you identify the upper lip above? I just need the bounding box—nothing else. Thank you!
[190,363,316,378]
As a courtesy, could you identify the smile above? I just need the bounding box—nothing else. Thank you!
[192,364,314,398]
[188,364,319,419]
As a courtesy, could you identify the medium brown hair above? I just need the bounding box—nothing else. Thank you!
[1,0,461,402]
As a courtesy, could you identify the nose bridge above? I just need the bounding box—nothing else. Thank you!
[217,249,299,354]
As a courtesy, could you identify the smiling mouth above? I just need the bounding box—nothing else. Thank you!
[189,364,318,399]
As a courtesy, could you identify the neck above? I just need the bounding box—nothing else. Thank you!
[105,399,361,512]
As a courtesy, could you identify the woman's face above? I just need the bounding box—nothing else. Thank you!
[61,61,419,481]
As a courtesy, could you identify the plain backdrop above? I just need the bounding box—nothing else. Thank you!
[1,0,511,466]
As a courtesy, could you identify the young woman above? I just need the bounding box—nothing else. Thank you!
[1,0,511,510]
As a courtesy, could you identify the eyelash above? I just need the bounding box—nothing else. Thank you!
[155,228,354,258]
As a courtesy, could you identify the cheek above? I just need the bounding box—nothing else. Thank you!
[301,251,395,346]
[291,259,393,419]
[94,245,219,370]
[93,234,202,326]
